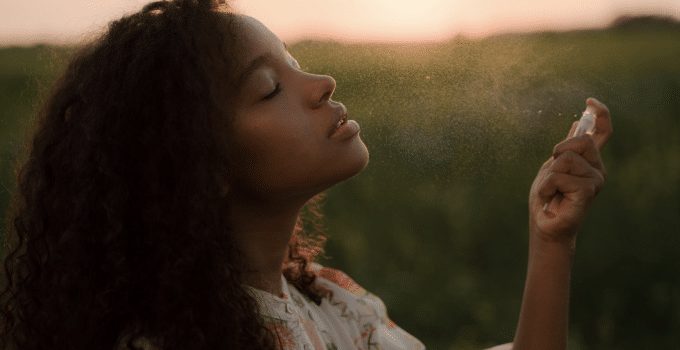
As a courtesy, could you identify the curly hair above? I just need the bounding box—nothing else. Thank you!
[0,1,328,349]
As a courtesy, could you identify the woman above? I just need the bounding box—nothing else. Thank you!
[0,0,612,349]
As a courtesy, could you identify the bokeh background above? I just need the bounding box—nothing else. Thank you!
[1,1,679,349]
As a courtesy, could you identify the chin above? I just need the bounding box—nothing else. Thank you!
[344,138,370,178]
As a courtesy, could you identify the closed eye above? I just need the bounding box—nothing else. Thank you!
[260,55,298,101]
[263,83,281,100]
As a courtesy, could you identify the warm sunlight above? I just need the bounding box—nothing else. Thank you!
[230,0,458,42]
[237,0,680,42]
[2,0,679,349]
[0,0,679,44]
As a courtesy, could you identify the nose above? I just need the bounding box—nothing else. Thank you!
[309,73,337,108]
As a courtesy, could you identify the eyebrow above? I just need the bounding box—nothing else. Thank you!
[236,41,289,88]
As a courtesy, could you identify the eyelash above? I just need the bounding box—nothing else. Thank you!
[263,83,281,100]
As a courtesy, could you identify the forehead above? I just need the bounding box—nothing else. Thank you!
[213,14,285,98]
[233,15,282,60]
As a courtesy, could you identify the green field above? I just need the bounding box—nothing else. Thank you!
[1,22,679,349]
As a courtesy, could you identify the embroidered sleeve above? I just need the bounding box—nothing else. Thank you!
[315,266,426,350]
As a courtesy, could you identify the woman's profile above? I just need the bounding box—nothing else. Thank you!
[0,1,612,349]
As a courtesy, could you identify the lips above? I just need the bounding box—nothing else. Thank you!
[328,103,349,137]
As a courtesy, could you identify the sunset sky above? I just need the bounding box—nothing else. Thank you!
[1,0,679,45]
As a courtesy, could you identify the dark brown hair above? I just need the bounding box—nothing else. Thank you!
[0,1,327,349]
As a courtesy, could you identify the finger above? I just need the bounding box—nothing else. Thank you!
[542,192,563,216]
[537,172,603,204]
[549,151,603,180]
[552,134,605,172]
[566,120,579,140]
[540,157,553,171]
[586,97,613,150]
[533,157,555,196]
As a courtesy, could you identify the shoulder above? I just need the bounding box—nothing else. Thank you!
[311,262,368,297]
[310,263,390,324]
[311,263,388,326]
[311,263,390,319]
[308,263,426,350]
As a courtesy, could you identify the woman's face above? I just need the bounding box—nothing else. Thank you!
[224,15,369,201]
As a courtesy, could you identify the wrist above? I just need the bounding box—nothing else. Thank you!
[529,225,577,263]
[530,238,575,265]
[529,221,577,255]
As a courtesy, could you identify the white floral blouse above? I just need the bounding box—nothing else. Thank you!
[118,263,513,350]
[244,263,426,350]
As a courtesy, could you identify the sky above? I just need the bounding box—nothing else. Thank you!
[1,0,679,45]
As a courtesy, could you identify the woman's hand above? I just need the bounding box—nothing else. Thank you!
[528,97,613,248]
[513,98,612,350]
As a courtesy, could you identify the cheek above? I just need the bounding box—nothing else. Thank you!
[230,123,325,194]
[235,113,318,169]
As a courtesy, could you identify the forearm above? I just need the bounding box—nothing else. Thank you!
[512,230,575,350]
[510,97,610,350]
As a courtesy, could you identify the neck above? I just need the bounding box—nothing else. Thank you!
[226,191,309,297]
